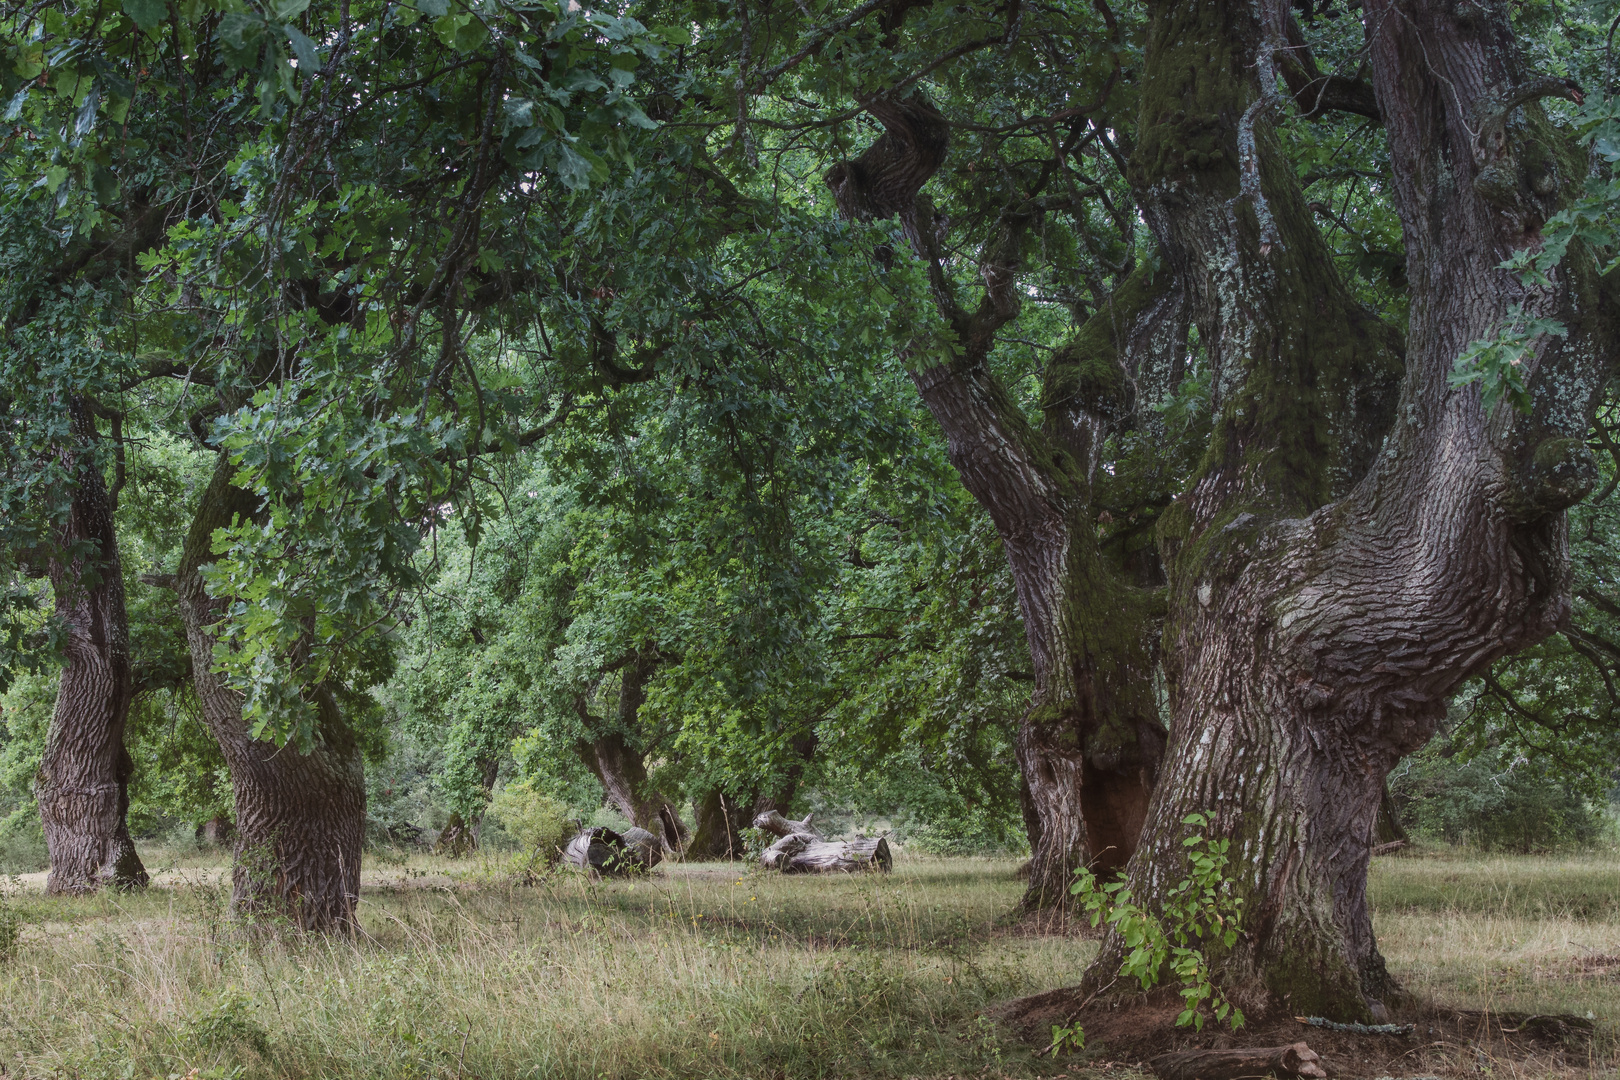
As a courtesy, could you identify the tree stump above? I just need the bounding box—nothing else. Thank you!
[751,812,891,873]
[1148,1042,1326,1080]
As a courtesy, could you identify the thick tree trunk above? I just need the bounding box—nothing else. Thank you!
[177,453,366,931]
[36,398,147,894]
[687,789,750,859]
[1084,0,1613,1021]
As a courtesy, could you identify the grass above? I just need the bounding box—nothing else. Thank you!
[0,849,1613,1079]
[1372,849,1620,1040]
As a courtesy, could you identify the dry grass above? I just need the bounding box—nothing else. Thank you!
[0,850,1612,1078]
[1372,849,1620,1067]
[0,855,1100,1080]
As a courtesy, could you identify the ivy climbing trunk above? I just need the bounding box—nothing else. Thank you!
[177,453,366,931]
[1081,0,1614,1020]
[36,397,148,894]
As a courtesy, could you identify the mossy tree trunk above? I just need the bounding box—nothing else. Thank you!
[827,104,1180,905]
[687,789,750,859]
[177,453,366,931]
[1085,0,1613,1019]
[36,397,148,894]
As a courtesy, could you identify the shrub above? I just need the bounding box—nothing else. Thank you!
[0,810,47,875]
[0,900,20,964]
[186,985,270,1055]
[484,779,573,871]
[1391,742,1610,851]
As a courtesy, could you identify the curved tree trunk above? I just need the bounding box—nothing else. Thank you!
[829,110,1185,906]
[826,105,1176,905]
[36,397,148,894]
[576,648,690,852]
[1085,0,1612,1020]
[177,453,365,931]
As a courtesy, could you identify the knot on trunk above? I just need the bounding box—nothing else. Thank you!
[824,96,950,249]
[1504,436,1598,521]
[1468,77,1583,231]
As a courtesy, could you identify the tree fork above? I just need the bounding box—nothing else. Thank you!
[826,96,1174,906]
[1081,0,1616,1020]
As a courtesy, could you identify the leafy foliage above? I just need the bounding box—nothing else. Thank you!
[1071,813,1247,1032]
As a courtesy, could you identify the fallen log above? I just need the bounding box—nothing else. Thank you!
[764,834,892,873]
[751,811,891,873]
[753,810,815,838]
[562,826,659,875]
[620,826,663,870]
[1148,1042,1326,1080]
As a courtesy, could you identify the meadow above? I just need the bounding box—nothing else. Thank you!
[0,849,1615,1080]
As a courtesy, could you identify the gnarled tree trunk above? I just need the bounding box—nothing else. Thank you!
[36,397,147,894]
[1084,0,1612,1020]
[177,453,366,931]
[827,102,1175,905]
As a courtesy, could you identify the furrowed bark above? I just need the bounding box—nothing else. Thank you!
[1083,0,1614,1020]
[177,453,366,931]
[827,98,1173,906]
[36,397,148,894]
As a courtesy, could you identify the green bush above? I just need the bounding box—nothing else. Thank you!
[0,809,47,875]
[484,779,574,870]
[1391,742,1610,851]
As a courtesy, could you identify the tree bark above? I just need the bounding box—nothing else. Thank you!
[575,648,690,853]
[177,453,366,931]
[752,811,892,872]
[687,789,751,859]
[827,104,1173,907]
[562,825,658,874]
[761,833,892,873]
[35,397,148,894]
[1084,0,1614,1021]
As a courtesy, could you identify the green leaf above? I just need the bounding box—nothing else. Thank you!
[285,26,321,71]
[4,86,29,123]
[555,143,606,191]
[219,12,268,69]
[74,82,100,136]
[123,0,168,30]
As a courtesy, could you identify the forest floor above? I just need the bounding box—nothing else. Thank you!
[0,850,1615,1079]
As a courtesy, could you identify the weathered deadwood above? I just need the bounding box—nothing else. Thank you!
[752,810,817,839]
[620,826,663,870]
[1148,1041,1326,1080]
[761,833,892,873]
[562,826,658,875]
